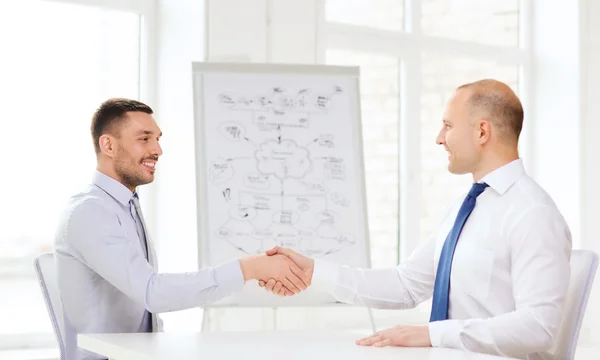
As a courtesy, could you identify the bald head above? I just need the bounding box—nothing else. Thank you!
[457,79,523,144]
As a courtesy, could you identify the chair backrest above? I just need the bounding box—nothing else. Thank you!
[551,249,599,360]
[34,252,65,360]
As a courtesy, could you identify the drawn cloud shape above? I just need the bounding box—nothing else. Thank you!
[255,139,311,180]
[209,158,234,184]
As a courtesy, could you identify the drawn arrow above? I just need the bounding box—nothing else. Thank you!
[244,136,258,148]
[305,138,319,147]
[325,247,343,255]
[226,239,250,255]
[277,125,282,143]
[236,246,249,254]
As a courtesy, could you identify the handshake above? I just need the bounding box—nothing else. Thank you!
[239,246,314,296]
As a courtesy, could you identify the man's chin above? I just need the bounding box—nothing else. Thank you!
[136,174,155,187]
[143,175,155,184]
[447,164,465,175]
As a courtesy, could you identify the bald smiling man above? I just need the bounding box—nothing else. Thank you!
[260,79,572,360]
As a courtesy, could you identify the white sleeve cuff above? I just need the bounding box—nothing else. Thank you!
[213,259,245,295]
[310,259,341,294]
[429,319,462,349]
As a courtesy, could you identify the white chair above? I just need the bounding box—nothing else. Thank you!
[550,249,599,360]
[34,252,66,360]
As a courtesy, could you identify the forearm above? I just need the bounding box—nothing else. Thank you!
[144,259,244,313]
[311,260,432,309]
[429,306,560,358]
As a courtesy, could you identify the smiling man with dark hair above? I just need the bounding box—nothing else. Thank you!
[54,98,310,360]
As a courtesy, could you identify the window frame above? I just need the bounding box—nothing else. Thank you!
[0,0,156,350]
[319,0,533,262]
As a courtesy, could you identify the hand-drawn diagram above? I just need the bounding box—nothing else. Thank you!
[205,84,360,258]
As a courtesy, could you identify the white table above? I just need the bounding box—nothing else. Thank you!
[78,330,518,360]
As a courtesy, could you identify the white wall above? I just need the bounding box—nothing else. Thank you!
[582,0,600,255]
[206,0,318,63]
[530,0,581,247]
[153,0,205,330]
[579,0,600,345]
[154,0,204,272]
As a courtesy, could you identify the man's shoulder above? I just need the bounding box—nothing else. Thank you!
[505,175,568,227]
[510,175,561,210]
[54,186,118,242]
[54,185,127,264]
[502,175,572,249]
[66,186,114,216]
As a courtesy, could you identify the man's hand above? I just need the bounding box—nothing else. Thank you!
[258,246,314,296]
[356,325,432,347]
[239,254,309,295]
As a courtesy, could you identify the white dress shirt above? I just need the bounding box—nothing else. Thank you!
[311,159,572,360]
[54,171,245,360]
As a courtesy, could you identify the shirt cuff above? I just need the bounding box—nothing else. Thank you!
[311,259,340,293]
[213,259,245,295]
[428,319,462,349]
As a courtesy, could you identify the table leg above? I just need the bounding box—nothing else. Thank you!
[367,307,376,333]
[202,308,210,332]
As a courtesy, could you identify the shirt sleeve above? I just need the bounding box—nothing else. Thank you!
[428,205,572,358]
[311,235,437,309]
[66,199,245,313]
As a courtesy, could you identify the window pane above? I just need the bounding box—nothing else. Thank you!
[326,50,400,268]
[420,55,520,243]
[325,0,404,32]
[422,0,519,47]
[0,0,140,338]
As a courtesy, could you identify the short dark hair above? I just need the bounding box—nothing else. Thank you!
[91,98,153,154]
[458,80,524,143]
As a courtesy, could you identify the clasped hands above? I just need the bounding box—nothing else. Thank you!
[239,246,313,296]
[239,246,432,348]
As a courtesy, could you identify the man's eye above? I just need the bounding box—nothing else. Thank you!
[141,137,149,141]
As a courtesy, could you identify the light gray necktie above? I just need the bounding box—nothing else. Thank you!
[129,194,149,261]
[133,195,157,267]
[130,193,160,332]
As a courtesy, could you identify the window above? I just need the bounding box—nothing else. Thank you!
[421,0,519,46]
[325,0,404,31]
[324,1,526,262]
[0,0,150,349]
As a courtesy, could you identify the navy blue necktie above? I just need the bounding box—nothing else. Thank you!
[430,182,489,322]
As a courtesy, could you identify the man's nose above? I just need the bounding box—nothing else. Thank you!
[436,130,444,145]
[152,141,163,156]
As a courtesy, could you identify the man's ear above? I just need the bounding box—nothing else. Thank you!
[477,119,492,144]
[99,134,115,158]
